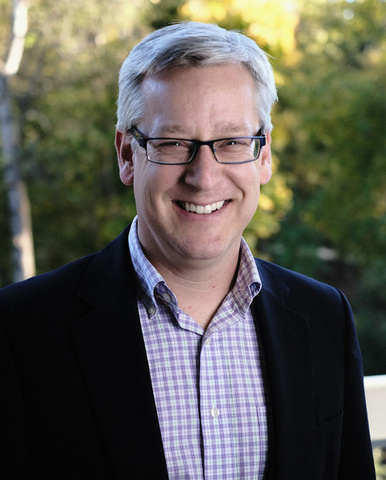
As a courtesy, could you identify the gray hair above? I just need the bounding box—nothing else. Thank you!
[116,22,278,133]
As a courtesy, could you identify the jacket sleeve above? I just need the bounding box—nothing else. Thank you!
[0,320,26,479]
[338,290,375,479]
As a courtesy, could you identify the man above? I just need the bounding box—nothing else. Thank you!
[0,22,375,479]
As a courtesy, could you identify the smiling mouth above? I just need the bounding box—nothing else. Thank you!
[177,200,226,215]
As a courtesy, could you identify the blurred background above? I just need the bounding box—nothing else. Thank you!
[1,0,385,378]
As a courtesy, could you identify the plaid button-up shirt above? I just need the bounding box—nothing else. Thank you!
[129,217,268,479]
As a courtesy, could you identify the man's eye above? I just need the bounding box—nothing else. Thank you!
[219,139,249,148]
[159,141,180,147]
[155,140,188,149]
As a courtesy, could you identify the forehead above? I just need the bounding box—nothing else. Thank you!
[142,63,254,94]
[139,64,258,136]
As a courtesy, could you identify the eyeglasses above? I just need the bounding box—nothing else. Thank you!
[129,126,266,165]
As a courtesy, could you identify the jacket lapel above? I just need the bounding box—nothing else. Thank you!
[253,259,314,479]
[70,228,168,480]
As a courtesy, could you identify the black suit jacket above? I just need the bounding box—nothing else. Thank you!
[0,227,375,479]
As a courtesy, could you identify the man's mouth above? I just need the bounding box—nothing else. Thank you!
[177,200,226,215]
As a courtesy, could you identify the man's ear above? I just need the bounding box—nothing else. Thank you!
[115,129,134,186]
[259,131,272,186]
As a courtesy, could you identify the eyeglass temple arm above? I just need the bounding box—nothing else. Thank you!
[129,127,147,148]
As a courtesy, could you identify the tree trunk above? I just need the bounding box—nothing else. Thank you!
[0,0,35,283]
[0,74,35,283]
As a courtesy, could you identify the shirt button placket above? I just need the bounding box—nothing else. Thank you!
[199,334,220,478]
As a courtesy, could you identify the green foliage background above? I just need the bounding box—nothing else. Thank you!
[0,0,385,374]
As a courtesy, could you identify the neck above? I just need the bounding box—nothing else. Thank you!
[146,250,240,330]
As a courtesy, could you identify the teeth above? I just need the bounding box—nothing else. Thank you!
[183,201,225,214]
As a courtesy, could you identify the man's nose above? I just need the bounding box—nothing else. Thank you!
[183,144,221,189]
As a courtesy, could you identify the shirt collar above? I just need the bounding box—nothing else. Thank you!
[231,238,262,316]
[128,216,171,317]
[128,215,262,318]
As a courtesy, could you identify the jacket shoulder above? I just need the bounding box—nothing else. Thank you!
[0,254,97,323]
[255,257,350,316]
[256,257,339,293]
[0,226,133,325]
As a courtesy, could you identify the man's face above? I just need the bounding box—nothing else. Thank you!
[115,64,272,273]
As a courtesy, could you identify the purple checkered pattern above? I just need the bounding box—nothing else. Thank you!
[129,217,268,479]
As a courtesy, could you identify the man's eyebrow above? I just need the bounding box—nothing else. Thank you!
[155,125,189,136]
[154,123,256,137]
[215,123,254,136]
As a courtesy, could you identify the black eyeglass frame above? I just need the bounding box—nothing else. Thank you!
[129,126,266,165]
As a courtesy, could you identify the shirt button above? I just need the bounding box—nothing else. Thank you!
[162,293,172,303]
[210,407,220,418]
[148,305,156,315]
